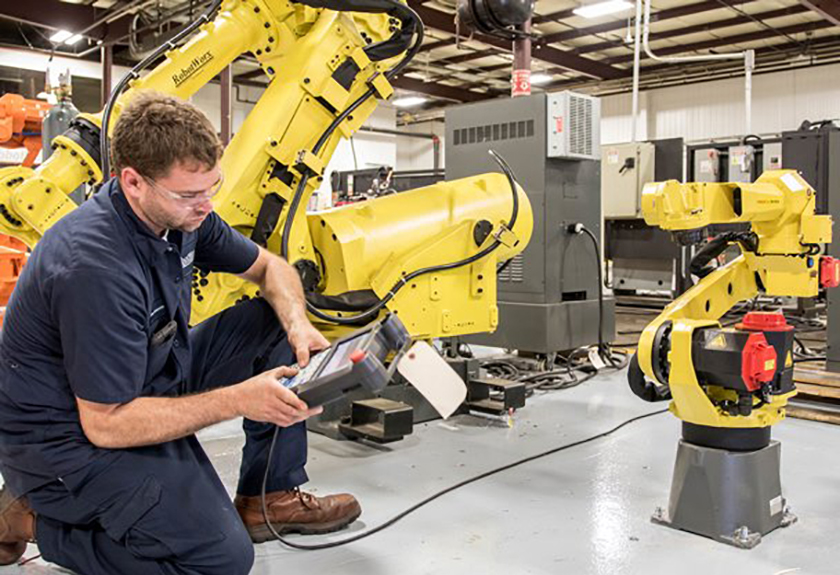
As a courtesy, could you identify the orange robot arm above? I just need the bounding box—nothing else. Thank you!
[0,94,51,168]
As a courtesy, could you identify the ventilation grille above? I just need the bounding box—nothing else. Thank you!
[499,254,524,283]
[453,120,535,146]
[569,95,594,157]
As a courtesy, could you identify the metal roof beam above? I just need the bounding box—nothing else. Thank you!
[0,1,131,43]
[391,75,492,102]
[543,34,840,91]
[605,20,835,64]
[532,8,577,25]
[422,37,457,51]
[540,0,758,45]
[800,0,840,25]
[572,4,811,55]
[406,0,625,79]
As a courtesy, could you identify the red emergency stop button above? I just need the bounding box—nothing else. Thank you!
[741,332,777,391]
[738,311,792,332]
[349,349,367,364]
[821,256,840,288]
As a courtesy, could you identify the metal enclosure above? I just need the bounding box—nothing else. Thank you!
[763,142,782,172]
[602,141,655,218]
[693,148,721,182]
[782,125,840,370]
[446,93,614,354]
[604,138,684,294]
[727,145,755,183]
[782,125,840,216]
[546,92,601,161]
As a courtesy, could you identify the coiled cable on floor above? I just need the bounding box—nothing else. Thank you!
[259,408,667,550]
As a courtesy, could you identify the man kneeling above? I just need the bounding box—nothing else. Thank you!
[0,92,360,575]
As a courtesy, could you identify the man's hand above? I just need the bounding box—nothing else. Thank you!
[287,321,330,367]
[234,366,322,427]
[239,249,330,367]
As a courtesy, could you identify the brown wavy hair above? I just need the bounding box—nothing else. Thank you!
[110,91,222,179]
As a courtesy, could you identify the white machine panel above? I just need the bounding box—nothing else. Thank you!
[728,145,755,183]
[694,148,721,182]
[763,142,783,172]
[602,142,655,218]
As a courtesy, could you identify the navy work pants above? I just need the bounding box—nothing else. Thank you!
[27,299,307,575]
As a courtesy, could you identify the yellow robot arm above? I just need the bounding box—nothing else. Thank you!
[0,0,273,246]
[631,170,836,428]
[0,0,533,341]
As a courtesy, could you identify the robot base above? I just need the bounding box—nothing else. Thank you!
[651,439,797,549]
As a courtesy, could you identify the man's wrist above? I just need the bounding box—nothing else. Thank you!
[284,312,311,334]
[215,384,243,420]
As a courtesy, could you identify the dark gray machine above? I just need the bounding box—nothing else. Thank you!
[446,93,614,354]
[782,122,840,371]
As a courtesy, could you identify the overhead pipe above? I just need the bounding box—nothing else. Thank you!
[359,126,441,171]
[61,0,158,47]
[640,0,755,134]
[76,0,217,58]
[631,0,642,142]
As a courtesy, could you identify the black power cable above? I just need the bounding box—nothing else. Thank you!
[568,224,628,370]
[260,408,668,550]
[793,356,827,364]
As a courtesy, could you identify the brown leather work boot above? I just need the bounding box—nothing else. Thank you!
[0,486,36,566]
[234,488,361,543]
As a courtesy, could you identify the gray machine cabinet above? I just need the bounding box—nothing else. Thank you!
[446,94,614,354]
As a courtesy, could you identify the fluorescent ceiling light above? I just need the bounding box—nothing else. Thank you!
[50,30,73,43]
[573,0,633,19]
[392,96,428,108]
[530,73,553,85]
[65,34,84,45]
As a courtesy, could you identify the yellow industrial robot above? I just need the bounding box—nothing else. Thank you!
[0,0,532,346]
[628,169,839,548]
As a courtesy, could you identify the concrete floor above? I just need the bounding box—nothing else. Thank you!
[4,367,840,574]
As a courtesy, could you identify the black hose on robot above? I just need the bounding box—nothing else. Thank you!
[296,149,522,325]
[99,0,421,179]
[271,4,524,326]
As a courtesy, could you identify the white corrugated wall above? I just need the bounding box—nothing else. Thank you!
[602,62,840,144]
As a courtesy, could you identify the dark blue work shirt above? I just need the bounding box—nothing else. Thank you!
[0,178,259,496]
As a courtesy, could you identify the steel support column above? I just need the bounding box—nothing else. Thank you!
[100,44,112,108]
[220,65,232,146]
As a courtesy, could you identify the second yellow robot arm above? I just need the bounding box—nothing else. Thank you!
[631,170,835,427]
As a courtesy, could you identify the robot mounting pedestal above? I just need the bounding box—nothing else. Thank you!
[652,439,797,549]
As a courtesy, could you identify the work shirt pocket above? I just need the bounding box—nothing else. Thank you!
[146,298,176,388]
